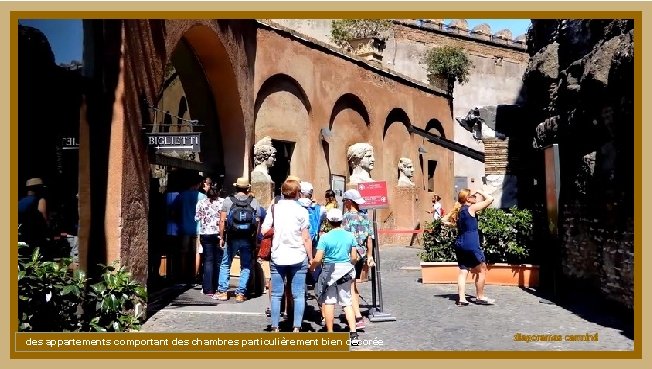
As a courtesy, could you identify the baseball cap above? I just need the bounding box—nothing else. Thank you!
[343,189,366,205]
[300,181,314,195]
[326,208,343,222]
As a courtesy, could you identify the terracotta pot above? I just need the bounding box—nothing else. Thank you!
[427,74,451,93]
[420,261,539,287]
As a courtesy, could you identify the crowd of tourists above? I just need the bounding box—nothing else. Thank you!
[170,174,374,345]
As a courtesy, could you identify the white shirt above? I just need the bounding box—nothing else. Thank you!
[433,202,442,220]
[261,199,309,266]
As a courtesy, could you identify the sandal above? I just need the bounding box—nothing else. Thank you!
[475,297,496,305]
[456,300,470,306]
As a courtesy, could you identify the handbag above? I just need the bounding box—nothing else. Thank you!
[257,204,274,261]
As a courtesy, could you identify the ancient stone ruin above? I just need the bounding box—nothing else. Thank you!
[523,19,634,312]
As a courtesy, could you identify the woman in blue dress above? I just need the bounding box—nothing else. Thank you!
[443,188,495,306]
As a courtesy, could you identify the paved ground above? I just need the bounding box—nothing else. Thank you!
[141,247,634,351]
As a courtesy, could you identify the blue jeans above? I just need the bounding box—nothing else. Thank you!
[200,234,222,294]
[218,237,253,295]
[270,258,308,329]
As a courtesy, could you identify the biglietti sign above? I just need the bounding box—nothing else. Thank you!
[146,132,201,152]
[61,137,79,150]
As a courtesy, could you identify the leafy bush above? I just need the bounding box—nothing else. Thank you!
[478,207,534,264]
[422,45,472,86]
[18,244,147,332]
[419,207,535,265]
[18,246,86,332]
[85,262,147,332]
[331,19,392,48]
[419,219,457,262]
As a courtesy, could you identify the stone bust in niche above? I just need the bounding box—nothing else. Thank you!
[347,143,375,184]
[251,136,277,183]
[397,157,415,187]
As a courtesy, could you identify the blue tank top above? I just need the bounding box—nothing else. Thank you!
[455,205,481,251]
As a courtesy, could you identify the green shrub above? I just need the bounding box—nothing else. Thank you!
[477,207,534,264]
[84,262,147,332]
[17,244,147,332]
[421,45,472,86]
[18,245,86,332]
[419,207,535,265]
[331,19,392,48]
[419,219,457,262]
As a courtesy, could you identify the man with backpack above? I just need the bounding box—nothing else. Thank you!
[215,177,261,302]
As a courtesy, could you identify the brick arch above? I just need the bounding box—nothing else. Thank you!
[425,118,446,139]
[327,93,372,180]
[254,73,312,121]
[161,22,248,183]
[253,72,312,181]
[328,93,371,130]
[383,108,412,138]
[383,108,414,185]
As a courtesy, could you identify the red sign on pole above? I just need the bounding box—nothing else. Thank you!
[357,181,389,209]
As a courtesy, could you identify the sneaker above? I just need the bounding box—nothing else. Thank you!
[355,317,366,330]
[349,332,360,346]
[235,294,246,303]
[475,297,496,305]
[212,292,228,301]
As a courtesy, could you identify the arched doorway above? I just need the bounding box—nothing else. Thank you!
[254,73,312,195]
[147,24,246,290]
[328,93,371,184]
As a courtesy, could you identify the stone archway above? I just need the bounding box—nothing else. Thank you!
[254,73,312,192]
[174,25,248,186]
[328,93,371,181]
[81,20,254,287]
[383,108,413,186]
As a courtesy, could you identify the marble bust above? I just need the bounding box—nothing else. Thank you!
[251,136,276,183]
[397,157,415,187]
[347,143,375,184]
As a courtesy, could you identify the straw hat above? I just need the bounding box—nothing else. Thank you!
[25,178,44,187]
[233,177,251,188]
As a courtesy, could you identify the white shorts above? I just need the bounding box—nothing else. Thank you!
[321,279,353,306]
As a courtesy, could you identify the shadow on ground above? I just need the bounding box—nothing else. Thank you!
[520,287,634,340]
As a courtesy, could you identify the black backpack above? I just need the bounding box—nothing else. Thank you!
[227,196,256,237]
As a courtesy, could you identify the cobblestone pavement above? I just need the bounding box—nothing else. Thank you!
[141,247,634,351]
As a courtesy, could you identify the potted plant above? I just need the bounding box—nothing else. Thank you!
[419,207,539,287]
[421,45,472,94]
[331,19,392,63]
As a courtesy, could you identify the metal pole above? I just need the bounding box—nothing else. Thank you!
[368,208,396,322]
[370,243,378,310]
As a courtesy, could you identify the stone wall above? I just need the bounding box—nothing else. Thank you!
[523,20,634,310]
[268,19,529,194]
[254,22,455,235]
